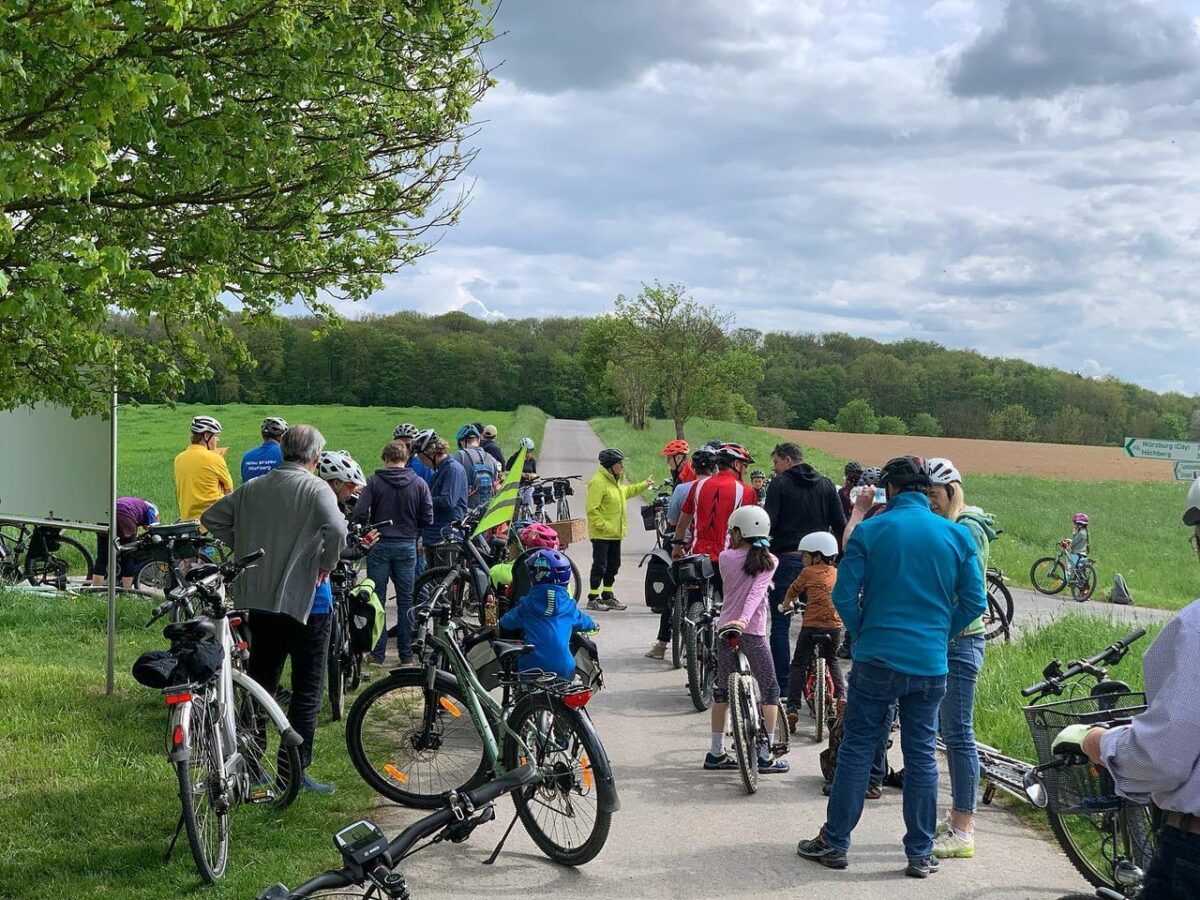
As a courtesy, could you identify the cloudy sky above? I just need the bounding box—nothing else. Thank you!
[365,0,1200,395]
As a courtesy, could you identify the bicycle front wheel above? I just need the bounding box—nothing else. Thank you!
[685,604,712,711]
[728,674,760,795]
[345,669,490,808]
[25,534,94,589]
[1045,798,1154,892]
[502,693,613,866]
[1031,557,1068,595]
[134,560,173,596]
[176,699,229,883]
[814,658,827,743]
[670,591,685,670]
[327,615,345,721]
[233,681,301,810]
[770,700,790,758]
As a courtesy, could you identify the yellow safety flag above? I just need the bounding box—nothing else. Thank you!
[471,445,527,538]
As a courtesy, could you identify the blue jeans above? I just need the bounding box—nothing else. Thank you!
[1142,824,1200,900]
[824,660,946,860]
[871,701,897,786]
[368,540,417,660]
[940,634,985,814]
[767,552,804,695]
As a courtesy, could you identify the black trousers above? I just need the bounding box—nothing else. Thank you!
[786,626,846,707]
[248,610,331,770]
[589,539,622,593]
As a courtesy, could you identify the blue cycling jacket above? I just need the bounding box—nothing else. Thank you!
[832,491,986,677]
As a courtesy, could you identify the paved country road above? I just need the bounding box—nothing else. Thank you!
[380,419,1135,899]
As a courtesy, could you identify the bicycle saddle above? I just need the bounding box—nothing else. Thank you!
[163,618,217,641]
[491,640,536,664]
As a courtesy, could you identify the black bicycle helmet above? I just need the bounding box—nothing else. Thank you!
[844,460,863,478]
[598,448,625,468]
[862,466,883,486]
[704,439,723,450]
[750,469,766,479]
[880,455,930,491]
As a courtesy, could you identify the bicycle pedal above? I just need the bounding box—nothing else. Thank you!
[249,788,278,804]
[770,743,789,756]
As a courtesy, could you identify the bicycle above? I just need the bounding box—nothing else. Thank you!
[678,555,722,711]
[0,519,94,589]
[134,550,304,883]
[952,629,1153,898]
[328,519,390,721]
[985,567,1015,641]
[803,633,838,743]
[1032,542,1098,602]
[344,578,618,866]
[639,489,673,550]
[717,624,790,795]
[667,553,712,670]
[257,763,540,899]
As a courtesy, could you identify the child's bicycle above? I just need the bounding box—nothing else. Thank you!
[716,625,789,795]
[1031,541,1097,602]
[800,634,838,742]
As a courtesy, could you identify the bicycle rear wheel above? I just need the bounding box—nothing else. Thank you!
[984,573,1014,641]
[233,681,301,810]
[1071,565,1097,602]
[24,533,93,589]
[134,560,173,596]
[1031,557,1068,595]
[670,591,685,670]
[728,673,760,794]
[327,615,345,721]
[502,692,613,866]
[345,669,490,808]
[814,658,827,743]
[176,699,229,883]
[685,604,712,711]
[769,700,790,757]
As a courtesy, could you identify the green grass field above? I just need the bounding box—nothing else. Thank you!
[0,589,376,899]
[591,416,1198,611]
[120,404,547,523]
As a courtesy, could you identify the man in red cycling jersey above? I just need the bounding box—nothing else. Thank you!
[662,439,696,487]
[671,443,757,577]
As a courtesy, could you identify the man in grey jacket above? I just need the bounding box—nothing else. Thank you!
[202,424,346,793]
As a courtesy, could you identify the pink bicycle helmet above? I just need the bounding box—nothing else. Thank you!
[1072,513,1090,526]
[519,522,561,551]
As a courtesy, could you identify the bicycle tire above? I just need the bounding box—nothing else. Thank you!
[728,673,759,794]
[670,591,685,670]
[685,603,712,711]
[1031,557,1068,595]
[1045,796,1155,892]
[134,560,173,596]
[232,681,301,810]
[502,693,613,866]
[346,650,362,693]
[24,533,94,589]
[770,700,790,757]
[345,669,491,808]
[814,658,827,743]
[412,566,473,624]
[984,573,1015,641]
[327,615,345,721]
[1072,564,1097,602]
[176,699,229,883]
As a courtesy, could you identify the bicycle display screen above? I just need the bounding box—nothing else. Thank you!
[333,820,387,867]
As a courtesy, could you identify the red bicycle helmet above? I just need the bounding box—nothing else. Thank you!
[717,443,754,465]
[519,522,560,551]
[662,439,690,457]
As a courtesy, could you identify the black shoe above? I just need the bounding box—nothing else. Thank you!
[797,832,848,869]
[905,856,940,878]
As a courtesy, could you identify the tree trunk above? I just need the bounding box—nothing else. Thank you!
[674,417,686,440]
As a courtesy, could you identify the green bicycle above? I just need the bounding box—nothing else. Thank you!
[344,569,618,867]
[1031,541,1097,602]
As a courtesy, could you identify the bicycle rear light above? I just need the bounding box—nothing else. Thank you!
[563,689,592,709]
[165,692,192,705]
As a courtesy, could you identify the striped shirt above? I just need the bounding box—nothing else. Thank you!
[1099,599,1200,815]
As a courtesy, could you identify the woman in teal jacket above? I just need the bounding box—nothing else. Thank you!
[585,448,653,611]
[926,457,998,861]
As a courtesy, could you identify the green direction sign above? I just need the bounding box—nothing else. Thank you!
[1175,462,1200,482]
[1124,437,1200,462]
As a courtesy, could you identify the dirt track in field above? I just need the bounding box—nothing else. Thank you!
[765,428,1178,482]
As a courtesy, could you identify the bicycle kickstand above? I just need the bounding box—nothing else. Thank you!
[483,808,522,866]
[164,811,186,862]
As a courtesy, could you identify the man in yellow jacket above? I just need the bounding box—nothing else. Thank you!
[585,448,654,611]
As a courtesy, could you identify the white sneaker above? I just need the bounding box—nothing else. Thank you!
[932,826,975,859]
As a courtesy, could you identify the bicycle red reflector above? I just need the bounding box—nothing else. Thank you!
[229,616,243,627]
[172,725,185,746]
[235,641,249,652]
[563,690,592,709]
[165,692,192,705]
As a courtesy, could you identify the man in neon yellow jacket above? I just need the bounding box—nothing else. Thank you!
[586,448,655,611]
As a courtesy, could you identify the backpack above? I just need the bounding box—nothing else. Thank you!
[1110,573,1133,606]
[463,448,495,507]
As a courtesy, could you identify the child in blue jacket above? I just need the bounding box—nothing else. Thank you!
[499,549,596,680]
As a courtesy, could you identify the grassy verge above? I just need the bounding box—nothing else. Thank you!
[591,416,1197,611]
[119,403,548,522]
[0,589,377,899]
[975,615,1158,762]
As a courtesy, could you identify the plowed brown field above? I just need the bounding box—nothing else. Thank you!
[765,429,1177,482]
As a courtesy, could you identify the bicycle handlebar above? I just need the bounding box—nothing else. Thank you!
[260,764,540,899]
[1020,628,1146,697]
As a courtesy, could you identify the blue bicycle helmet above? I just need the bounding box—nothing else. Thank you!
[526,549,573,586]
[456,423,481,444]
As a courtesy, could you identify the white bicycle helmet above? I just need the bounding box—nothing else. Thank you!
[519,436,535,451]
[798,531,838,559]
[393,423,419,440]
[261,416,289,438]
[728,505,771,541]
[862,466,883,486]
[411,429,438,455]
[1185,476,1200,527]
[927,457,962,486]
[190,415,223,434]
[318,451,366,487]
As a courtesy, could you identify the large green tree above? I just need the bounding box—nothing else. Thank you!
[0,0,492,414]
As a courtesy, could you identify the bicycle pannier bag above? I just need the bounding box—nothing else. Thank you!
[347,578,385,653]
[571,632,604,692]
[640,506,658,531]
[1110,573,1133,606]
[642,549,675,612]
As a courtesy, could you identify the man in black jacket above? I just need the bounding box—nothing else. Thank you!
[763,442,847,696]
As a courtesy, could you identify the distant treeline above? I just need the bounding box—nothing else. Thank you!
[115,310,1200,446]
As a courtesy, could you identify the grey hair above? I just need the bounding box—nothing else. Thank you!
[281,424,325,463]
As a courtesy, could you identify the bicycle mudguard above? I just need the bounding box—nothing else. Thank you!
[564,705,621,814]
[166,696,194,763]
[231,669,304,748]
